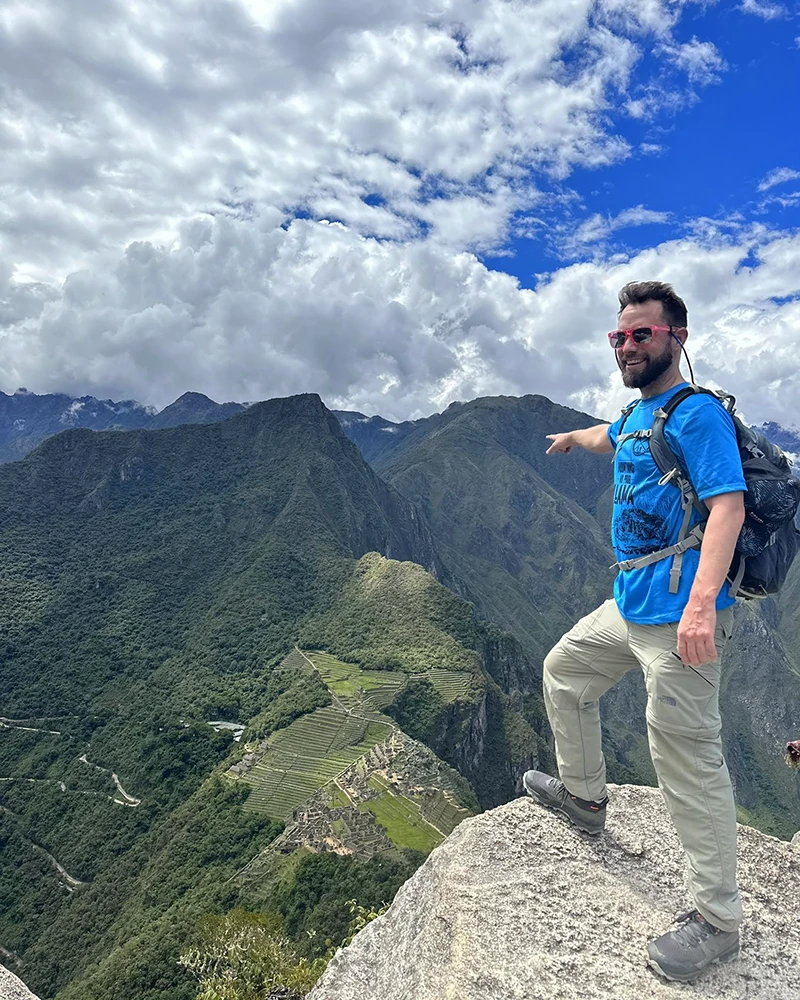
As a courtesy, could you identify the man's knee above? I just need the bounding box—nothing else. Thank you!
[543,640,571,689]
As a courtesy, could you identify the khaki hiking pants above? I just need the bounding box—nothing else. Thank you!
[543,598,741,932]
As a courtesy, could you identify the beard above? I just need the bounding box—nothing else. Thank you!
[619,343,674,389]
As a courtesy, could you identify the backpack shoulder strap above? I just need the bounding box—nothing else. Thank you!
[614,400,644,450]
[616,400,637,435]
[649,384,731,476]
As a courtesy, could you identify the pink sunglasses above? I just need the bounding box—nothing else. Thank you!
[607,325,675,349]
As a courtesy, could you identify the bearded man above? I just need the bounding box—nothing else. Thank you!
[523,280,746,983]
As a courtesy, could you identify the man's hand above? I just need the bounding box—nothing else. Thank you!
[545,432,575,455]
[545,424,614,456]
[677,602,718,668]
[677,493,744,668]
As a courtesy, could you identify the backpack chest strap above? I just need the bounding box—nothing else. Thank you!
[612,523,706,591]
[615,428,651,447]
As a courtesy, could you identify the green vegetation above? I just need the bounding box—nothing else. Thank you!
[179,910,326,999]
[300,553,482,674]
[0,398,515,1000]
[359,777,442,852]
[310,651,406,709]
[267,851,422,957]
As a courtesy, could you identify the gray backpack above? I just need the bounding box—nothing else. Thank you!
[613,385,800,599]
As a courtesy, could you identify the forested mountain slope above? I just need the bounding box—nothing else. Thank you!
[0,394,546,1000]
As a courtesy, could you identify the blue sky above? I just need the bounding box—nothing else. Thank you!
[1,0,799,426]
[483,3,800,285]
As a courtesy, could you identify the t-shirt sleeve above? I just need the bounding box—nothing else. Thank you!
[666,397,746,501]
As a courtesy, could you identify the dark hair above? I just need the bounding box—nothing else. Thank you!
[617,281,688,328]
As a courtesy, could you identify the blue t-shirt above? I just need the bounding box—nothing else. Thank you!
[606,383,746,624]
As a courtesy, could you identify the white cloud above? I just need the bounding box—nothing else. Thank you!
[0,0,724,282]
[2,213,800,429]
[560,205,671,255]
[739,0,786,17]
[658,37,726,84]
[2,0,798,435]
[758,167,800,192]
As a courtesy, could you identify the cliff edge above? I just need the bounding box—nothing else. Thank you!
[0,964,39,1000]
[309,784,800,1000]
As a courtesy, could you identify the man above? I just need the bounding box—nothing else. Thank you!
[523,280,746,983]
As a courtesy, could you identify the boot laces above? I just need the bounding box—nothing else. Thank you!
[672,910,717,944]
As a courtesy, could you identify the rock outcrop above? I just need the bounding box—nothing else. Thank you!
[309,784,800,1000]
[0,964,40,1000]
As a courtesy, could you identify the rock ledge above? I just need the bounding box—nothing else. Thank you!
[310,784,800,1000]
[0,963,40,1000]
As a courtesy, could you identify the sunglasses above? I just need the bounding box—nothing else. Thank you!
[608,325,674,349]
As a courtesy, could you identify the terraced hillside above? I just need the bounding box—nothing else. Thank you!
[309,652,406,712]
[308,652,471,710]
[240,707,393,820]
[232,649,476,874]
[238,649,475,822]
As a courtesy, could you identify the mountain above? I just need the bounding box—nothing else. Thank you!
[0,388,246,463]
[4,387,800,999]
[760,421,800,462]
[308,787,800,1000]
[372,395,615,656]
[0,394,547,1000]
[0,388,153,463]
[331,411,425,467]
[148,391,246,429]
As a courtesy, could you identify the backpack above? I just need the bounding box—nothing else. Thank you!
[613,384,800,599]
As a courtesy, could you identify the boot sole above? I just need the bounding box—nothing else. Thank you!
[647,945,740,983]
[523,783,604,836]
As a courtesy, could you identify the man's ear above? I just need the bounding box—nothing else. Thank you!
[670,327,688,348]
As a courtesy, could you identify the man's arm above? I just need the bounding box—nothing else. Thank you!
[546,424,613,455]
[677,491,745,667]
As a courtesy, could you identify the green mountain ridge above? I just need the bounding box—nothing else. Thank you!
[0,394,544,1000]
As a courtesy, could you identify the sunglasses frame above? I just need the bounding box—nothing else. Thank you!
[608,324,675,349]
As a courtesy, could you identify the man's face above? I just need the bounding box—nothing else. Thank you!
[615,300,678,389]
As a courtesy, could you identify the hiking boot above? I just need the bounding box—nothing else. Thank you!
[647,910,740,983]
[522,770,606,835]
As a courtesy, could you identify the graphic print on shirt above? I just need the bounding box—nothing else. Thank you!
[612,457,674,559]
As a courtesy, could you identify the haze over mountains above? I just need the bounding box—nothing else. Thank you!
[1,385,799,1000]
[3,386,800,468]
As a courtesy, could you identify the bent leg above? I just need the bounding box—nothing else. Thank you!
[632,611,741,932]
[544,599,638,803]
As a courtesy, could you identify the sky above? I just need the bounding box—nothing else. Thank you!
[1,0,799,426]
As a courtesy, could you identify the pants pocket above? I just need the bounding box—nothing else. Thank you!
[643,646,722,739]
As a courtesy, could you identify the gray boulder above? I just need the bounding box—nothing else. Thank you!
[0,964,40,1000]
[310,784,800,1000]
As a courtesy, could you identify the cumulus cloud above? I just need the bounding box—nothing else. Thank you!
[1,0,724,282]
[758,167,800,192]
[1,0,798,433]
[2,212,800,428]
[739,0,786,18]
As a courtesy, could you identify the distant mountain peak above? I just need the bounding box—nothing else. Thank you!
[149,391,246,429]
[171,391,216,404]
